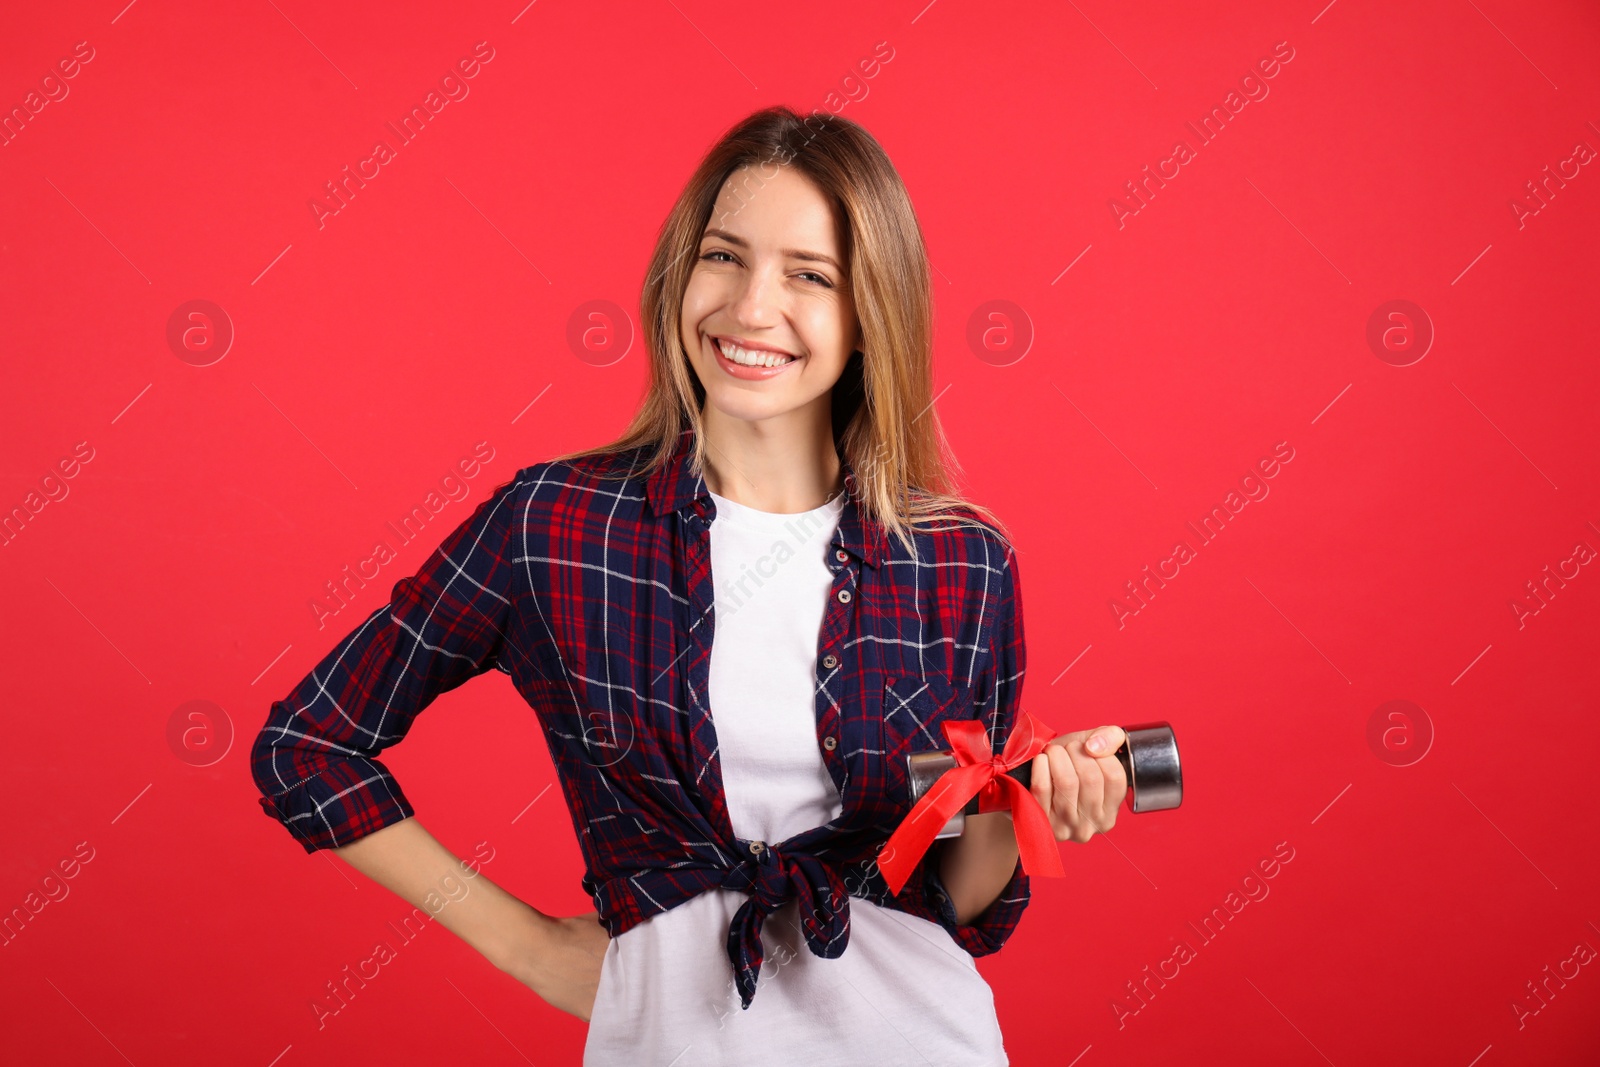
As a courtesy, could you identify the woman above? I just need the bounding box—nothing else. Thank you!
[251,105,1129,1065]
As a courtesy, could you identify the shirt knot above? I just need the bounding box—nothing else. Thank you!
[720,842,851,1010]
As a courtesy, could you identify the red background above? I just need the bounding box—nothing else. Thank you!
[3,0,1598,1063]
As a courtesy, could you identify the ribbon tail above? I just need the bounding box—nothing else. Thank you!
[997,776,1065,879]
[877,763,991,895]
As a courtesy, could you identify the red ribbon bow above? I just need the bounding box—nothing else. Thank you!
[877,711,1065,895]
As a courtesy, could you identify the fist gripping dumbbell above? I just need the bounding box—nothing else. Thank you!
[906,722,1183,840]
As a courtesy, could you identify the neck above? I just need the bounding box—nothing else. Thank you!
[699,403,843,514]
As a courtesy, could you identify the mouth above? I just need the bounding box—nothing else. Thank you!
[716,337,796,371]
[712,336,799,370]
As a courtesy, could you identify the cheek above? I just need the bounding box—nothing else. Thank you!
[679,294,706,350]
[796,308,857,375]
[679,276,720,342]
[796,304,851,359]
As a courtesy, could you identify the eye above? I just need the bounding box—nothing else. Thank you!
[700,249,737,264]
[796,270,834,288]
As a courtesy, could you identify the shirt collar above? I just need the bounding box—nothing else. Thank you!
[644,424,888,568]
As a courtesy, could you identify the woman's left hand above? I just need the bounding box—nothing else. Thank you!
[1027,726,1129,843]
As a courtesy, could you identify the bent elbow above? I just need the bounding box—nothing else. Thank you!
[249,700,315,802]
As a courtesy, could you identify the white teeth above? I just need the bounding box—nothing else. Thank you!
[719,340,795,368]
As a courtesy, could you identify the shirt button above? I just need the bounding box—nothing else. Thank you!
[748,840,766,855]
[822,735,838,751]
[837,589,852,604]
[834,549,848,563]
[822,653,838,669]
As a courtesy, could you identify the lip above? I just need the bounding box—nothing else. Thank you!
[710,335,800,381]
[712,334,795,356]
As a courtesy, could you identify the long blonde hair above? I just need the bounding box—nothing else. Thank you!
[551,105,1010,557]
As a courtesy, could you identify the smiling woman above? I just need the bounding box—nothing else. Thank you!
[537,109,1051,1065]
[252,104,1132,1067]
[573,105,988,544]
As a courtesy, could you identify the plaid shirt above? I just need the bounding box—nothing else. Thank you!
[251,423,1032,1009]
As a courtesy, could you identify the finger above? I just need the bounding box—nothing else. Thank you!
[1047,728,1095,750]
[1100,749,1129,808]
[1029,751,1052,818]
[1046,744,1080,841]
[1084,725,1127,757]
[1069,746,1106,836]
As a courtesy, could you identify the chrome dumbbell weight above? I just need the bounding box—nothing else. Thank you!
[906,721,1183,840]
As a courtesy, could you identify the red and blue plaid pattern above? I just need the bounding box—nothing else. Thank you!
[251,422,1033,1008]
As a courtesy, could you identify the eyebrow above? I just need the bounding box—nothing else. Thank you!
[700,228,844,273]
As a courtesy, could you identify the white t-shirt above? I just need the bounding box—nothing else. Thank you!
[583,489,1008,1066]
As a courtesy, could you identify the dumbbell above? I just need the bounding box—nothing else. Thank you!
[906,721,1183,840]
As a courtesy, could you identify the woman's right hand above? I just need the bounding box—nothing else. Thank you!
[498,906,610,1021]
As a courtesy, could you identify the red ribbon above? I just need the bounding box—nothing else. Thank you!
[877,711,1065,895]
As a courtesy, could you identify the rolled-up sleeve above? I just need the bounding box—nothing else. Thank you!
[250,474,522,854]
[904,539,1032,955]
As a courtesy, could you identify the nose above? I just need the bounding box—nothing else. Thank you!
[727,260,784,329]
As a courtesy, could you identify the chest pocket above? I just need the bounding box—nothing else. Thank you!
[879,674,978,807]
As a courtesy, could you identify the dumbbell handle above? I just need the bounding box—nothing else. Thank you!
[906,721,1182,840]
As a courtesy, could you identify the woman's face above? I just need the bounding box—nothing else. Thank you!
[681,164,860,426]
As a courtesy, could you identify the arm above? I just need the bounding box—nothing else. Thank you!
[250,475,524,853]
[332,818,606,1020]
[250,473,606,1018]
[933,540,1028,928]
[937,543,1131,924]
[937,812,1021,926]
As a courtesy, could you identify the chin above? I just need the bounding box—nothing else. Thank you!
[702,391,796,424]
